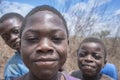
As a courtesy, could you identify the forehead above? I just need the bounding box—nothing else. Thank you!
[80,42,104,50]
[2,17,21,27]
[25,11,66,30]
[0,18,21,34]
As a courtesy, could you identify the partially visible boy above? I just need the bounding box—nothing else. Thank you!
[71,37,113,80]
[0,13,29,80]
[101,63,118,80]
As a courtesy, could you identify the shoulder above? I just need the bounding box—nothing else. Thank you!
[4,51,26,69]
[103,63,117,70]
[4,53,18,72]
[4,52,29,79]
[4,52,24,71]
[100,74,114,80]
[62,72,81,80]
[70,70,82,79]
[101,63,118,80]
[6,52,21,64]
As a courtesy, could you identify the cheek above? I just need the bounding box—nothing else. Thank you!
[56,42,68,67]
[20,40,36,54]
[96,59,104,66]
[77,57,83,68]
[95,59,105,72]
[20,40,34,67]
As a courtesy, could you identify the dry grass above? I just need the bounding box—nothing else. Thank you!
[0,37,120,79]
[0,37,14,79]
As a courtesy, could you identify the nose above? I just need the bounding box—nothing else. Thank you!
[84,54,94,63]
[36,38,54,54]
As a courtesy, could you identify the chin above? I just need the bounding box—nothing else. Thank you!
[83,72,97,77]
[33,69,58,79]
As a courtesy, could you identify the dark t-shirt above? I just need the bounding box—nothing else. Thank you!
[71,70,113,80]
[14,72,80,80]
[62,72,80,80]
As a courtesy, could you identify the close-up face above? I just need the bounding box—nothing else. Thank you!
[20,11,68,79]
[77,42,105,77]
[0,17,21,50]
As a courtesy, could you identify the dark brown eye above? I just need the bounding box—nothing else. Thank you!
[93,53,102,60]
[13,29,19,34]
[52,36,64,44]
[2,34,10,41]
[27,37,39,42]
[78,52,86,57]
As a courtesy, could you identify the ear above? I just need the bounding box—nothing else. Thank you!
[102,59,107,68]
[104,59,107,66]
[77,49,79,56]
[67,39,69,45]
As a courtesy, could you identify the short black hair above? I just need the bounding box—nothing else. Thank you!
[78,37,107,61]
[20,5,68,38]
[0,12,24,23]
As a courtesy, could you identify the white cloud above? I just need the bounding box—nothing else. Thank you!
[64,0,119,37]
[88,0,111,7]
[114,9,120,16]
[0,0,119,37]
[69,2,86,12]
[69,0,111,13]
[0,1,34,17]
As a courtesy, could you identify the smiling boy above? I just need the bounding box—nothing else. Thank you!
[71,37,113,80]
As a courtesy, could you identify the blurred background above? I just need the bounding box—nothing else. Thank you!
[0,0,120,79]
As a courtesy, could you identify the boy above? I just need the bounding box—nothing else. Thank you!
[71,37,113,80]
[0,13,29,80]
[15,5,80,80]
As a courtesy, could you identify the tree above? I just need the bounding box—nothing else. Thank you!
[63,0,120,72]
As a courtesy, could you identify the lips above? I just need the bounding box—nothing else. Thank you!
[34,58,58,62]
[34,57,58,63]
[82,64,96,71]
[12,41,19,48]
[33,57,59,65]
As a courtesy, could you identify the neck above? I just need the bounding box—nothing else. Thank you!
[16,50,20,54]
[26,72,62,80]
[82,74,101,80]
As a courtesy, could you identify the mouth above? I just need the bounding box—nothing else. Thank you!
[35,58,58,62]
[82,64,96,71]
[33,58,59,65]
[12,42,19,48]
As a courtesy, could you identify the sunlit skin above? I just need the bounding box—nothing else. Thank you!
[0,17,21,51]
[77,42,105,80]
[20,11,68,80]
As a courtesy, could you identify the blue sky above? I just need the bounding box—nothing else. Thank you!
[0,0,120,37]
[1,0,120,16]
[4,0,120,12]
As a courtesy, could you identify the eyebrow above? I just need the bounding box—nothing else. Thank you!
[25,27,66,33]
[23,30,39,36]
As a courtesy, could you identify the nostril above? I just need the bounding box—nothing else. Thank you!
[84,58,94,63]
[36,49,42,54]
[36,49,54,54]
[85,59,93,63]
[48,50,54,54]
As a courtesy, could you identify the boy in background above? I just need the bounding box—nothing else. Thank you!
[0,13,28,80]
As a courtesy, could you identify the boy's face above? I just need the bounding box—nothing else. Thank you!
[0,17,21,50]
[77,42,105,77]
[20,11,68,79]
